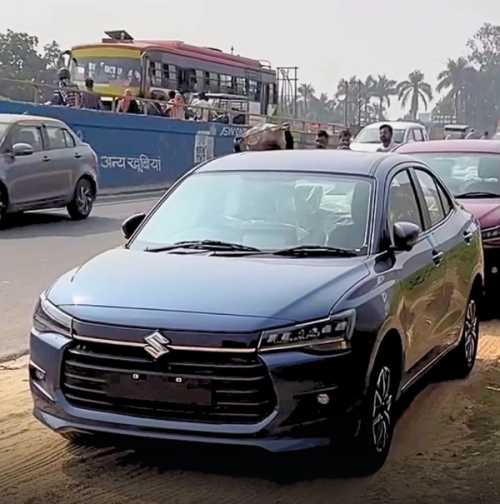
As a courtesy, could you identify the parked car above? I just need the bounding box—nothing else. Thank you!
[443,124,474,139]
[30,150,482,473]
[350,121,429,152]
[0,114,98,225]
[395,139,499,302]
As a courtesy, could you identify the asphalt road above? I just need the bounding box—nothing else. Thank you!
[0,195,160,361]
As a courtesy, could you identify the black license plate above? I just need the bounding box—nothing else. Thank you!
[107,374,212,405]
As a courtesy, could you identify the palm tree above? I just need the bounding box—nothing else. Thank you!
[436,58,469,122]
[371,75,397,119]
[397,71,433,120]
[298,83,315,116]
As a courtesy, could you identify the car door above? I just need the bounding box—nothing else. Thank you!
[412,167,476,350]
[387,168,445,373]
[1,122,49,209]
[44,124,79,202]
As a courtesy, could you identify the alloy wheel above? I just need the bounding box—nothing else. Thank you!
[372,365,393,453]
[76,184,92,215]
[464,299,478,365]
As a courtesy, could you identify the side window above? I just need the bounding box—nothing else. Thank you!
[10,125,43,152]
[437,182,452,216]
[406,129,416,142]
[46,126,67,149]
[62,129,76,147]
[414,169,446,226]
[388,170,423,229]
[413,128,424,141]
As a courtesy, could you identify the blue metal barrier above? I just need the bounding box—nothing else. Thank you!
[0,100,247,190]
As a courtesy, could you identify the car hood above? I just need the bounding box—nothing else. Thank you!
[458,198,500,228]
[47,249,369,332]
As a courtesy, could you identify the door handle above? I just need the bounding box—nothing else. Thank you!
[463,230,473,243]
[74,153,82,158]
[42,156,50,162]
[432,250,444,265]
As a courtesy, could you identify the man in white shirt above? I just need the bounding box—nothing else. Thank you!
[376,124,396,152]
[191,92,213,122]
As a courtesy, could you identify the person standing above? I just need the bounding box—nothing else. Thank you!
[191,91,213,122]
[315,130,329,149]
[57,68,80,107]
[337,129,352,149]
[376,124,396,152]
[117,89,140,114]
[79,78,104,110]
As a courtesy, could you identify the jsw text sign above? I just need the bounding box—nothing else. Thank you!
[0,101,246,189]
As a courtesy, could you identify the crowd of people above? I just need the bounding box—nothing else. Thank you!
[49,68,216,120]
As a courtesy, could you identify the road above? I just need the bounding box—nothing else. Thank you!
[2,201,500,503]
[0,195,160,360]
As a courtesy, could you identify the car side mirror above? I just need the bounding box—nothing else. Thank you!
[12,142,34,156]
[122,213,145,240]
[393,221,420,252]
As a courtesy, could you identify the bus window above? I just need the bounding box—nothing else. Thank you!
[162,64,177,89]
[150,61,163,87]
[220,75,232,93]
[234,77,245,95]
[208,72,219,93]
[195,70,204,92]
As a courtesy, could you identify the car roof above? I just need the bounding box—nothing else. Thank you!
[360,121,424,130]
[0,113,65,126]
[396,139,500,154]
[196,150,420,177]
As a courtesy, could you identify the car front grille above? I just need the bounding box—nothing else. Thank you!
[61,340,276,424]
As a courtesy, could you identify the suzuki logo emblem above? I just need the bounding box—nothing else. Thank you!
[144,331,170,360]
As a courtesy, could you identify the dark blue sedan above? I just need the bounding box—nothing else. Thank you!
[30,150,483,473]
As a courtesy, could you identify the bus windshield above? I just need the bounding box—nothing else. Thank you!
[71,57,141,87]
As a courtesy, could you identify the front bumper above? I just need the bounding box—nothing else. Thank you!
[30,329,365,453]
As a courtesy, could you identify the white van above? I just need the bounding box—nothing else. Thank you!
[350,121,429,152]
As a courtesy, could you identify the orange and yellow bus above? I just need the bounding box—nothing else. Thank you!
[69,30,278,116]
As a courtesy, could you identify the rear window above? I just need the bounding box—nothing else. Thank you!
[355,127,405,144]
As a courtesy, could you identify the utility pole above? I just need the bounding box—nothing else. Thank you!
[344,81,349,126]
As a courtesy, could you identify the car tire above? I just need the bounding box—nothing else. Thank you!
[67,178,94,220]
[447,294,479,379]
[353,350,401,474]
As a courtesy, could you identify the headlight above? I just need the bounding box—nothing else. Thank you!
[258,309,356,353]
[482,226,500,241]
[33,293,72,337]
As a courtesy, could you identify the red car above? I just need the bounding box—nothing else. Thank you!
[396,139,500,302]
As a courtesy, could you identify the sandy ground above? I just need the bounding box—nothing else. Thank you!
[2,323,500,504]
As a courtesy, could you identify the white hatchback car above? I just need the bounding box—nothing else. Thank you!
[350,121,429,152]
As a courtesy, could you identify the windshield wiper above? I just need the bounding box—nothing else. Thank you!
[145,240,262,253]
[272,245,358,257]
[455,191,500,199]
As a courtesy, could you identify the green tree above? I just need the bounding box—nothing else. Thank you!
[397,70,433,120]
[0,29,62,102]
[436,58,469,122]
[298,82,315,117]
[371,74,397,120]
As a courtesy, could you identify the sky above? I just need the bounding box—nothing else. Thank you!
[2,0,500,118]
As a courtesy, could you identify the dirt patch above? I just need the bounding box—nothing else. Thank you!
[2,327,500,504]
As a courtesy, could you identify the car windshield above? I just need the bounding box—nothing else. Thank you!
[71,56,141,86]
[355,127,405,144]
[411,152,500,197]
[129,171,374,253]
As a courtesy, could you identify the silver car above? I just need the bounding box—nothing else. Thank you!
[0,114,98,226]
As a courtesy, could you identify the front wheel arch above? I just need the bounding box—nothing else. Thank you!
[364,329,404,397]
